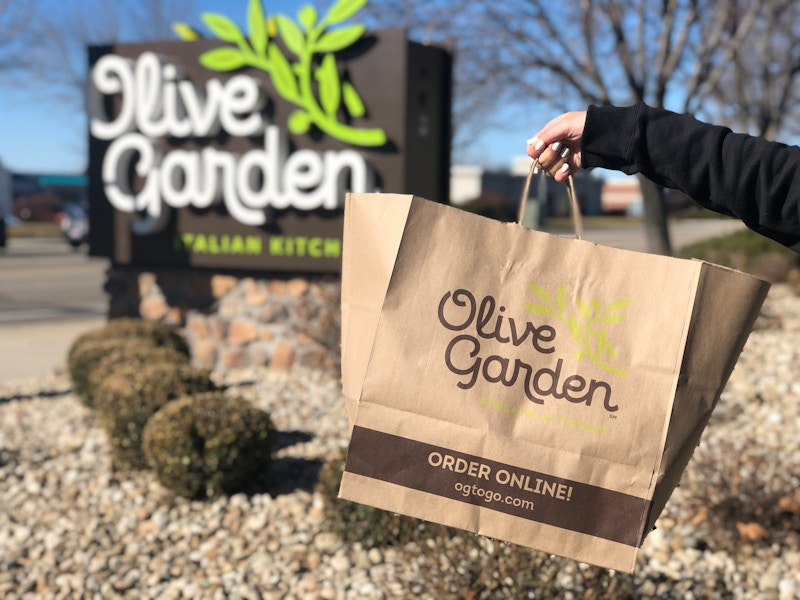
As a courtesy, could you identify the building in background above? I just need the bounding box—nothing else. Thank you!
[11,173,88,222]
[450,157,603,226]
[601,178,643,216]
[601,178,693,216]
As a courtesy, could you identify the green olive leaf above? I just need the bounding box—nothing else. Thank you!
[199,47,247,71]
[298,5,318,30]
[316,54,341,117]
[556,285,566,316]
[596,331,611,356]
[247,0,268,55]
[602,299,634,313]
[288,110,311,134]
[173,22,201,41]
[596,315,625,324]
[324,0,368,25]
[267,44,300,101]
[342,82,365,117]
[577,299,592,321]
[528,283,552,307]
[523,303,551,316]
[568,316,580,339]
[595,330,618,360]
[276,14,305,56]
[202,13,245,44]
[314,24,365,53]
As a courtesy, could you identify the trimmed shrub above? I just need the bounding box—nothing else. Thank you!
[85,342,189,401]
[93,362,215,470]
[70,317,190,358]
[316,450,450,547]
[143,392,275,499]
[68,338,132,404]
[67,318,190,404]
[69,338,189,407]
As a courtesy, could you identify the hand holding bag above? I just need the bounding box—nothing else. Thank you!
[339,164,769,572]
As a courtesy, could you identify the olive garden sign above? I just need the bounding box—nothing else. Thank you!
[88,0,451,272]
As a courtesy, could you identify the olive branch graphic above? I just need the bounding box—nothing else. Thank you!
[524,283,633,377]
[173,0,387,147]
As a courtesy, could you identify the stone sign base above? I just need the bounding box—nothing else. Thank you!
[104,267,341,371]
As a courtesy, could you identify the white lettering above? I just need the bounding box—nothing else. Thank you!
[219,75,266,137]
[136,52,168,137]
[91,52,264,140]
[90,52,374,229]
[179,79,222,136]
[102,133,159,214]
[159,149,196,208]
[90,55,136,139]
[323,150,374,208]
[284,150,325,210]
[100,127,371,230]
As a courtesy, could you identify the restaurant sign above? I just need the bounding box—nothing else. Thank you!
[88,0,451,273]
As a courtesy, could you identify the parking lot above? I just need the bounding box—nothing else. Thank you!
[0,238,106,379]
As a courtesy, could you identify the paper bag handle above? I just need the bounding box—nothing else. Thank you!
[517,159,583,240]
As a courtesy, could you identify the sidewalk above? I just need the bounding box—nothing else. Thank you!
[0,317,105,381]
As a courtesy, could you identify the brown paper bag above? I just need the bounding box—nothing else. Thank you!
[339,183,769,572]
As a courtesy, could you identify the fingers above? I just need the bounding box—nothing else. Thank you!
[525,110,587,182]
[542,140,573,181]
[535,110,587,148]
[526,138,577,182]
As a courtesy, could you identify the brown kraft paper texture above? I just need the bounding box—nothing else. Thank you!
[339,193,769,572]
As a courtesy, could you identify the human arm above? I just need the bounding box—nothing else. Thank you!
[528,103,800,252]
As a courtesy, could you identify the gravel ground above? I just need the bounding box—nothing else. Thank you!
[2,285,800,599]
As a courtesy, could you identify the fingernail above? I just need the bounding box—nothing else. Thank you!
[560,147,570,158]
[533,166,540,175]
[551,141,562,153]
[527,137,545,151]
[560,163,570,174]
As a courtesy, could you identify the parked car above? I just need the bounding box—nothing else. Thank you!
[57,202,89,248]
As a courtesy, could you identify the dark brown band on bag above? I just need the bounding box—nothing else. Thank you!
[345,426,649,547]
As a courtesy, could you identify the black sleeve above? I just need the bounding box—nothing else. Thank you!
[581,102,800,252]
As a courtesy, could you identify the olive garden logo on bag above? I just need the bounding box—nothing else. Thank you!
[437,284,633,414]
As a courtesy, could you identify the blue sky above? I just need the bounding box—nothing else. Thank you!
[0,0,537,176]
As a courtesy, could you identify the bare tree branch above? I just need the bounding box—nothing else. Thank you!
[21,0,195,114]
[683,0,759,113]
[0,0,35,74]
[605,1,644,100]
[363,0,800,252]
[702,0,800,140]
[657,2,696,99]
[580,0,612,103]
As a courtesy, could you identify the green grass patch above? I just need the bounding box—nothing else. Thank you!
[677,228,799,266]
[668,204,728,220]
[545,215,643,230]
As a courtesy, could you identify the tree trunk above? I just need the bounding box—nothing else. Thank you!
[637,174,673,256]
